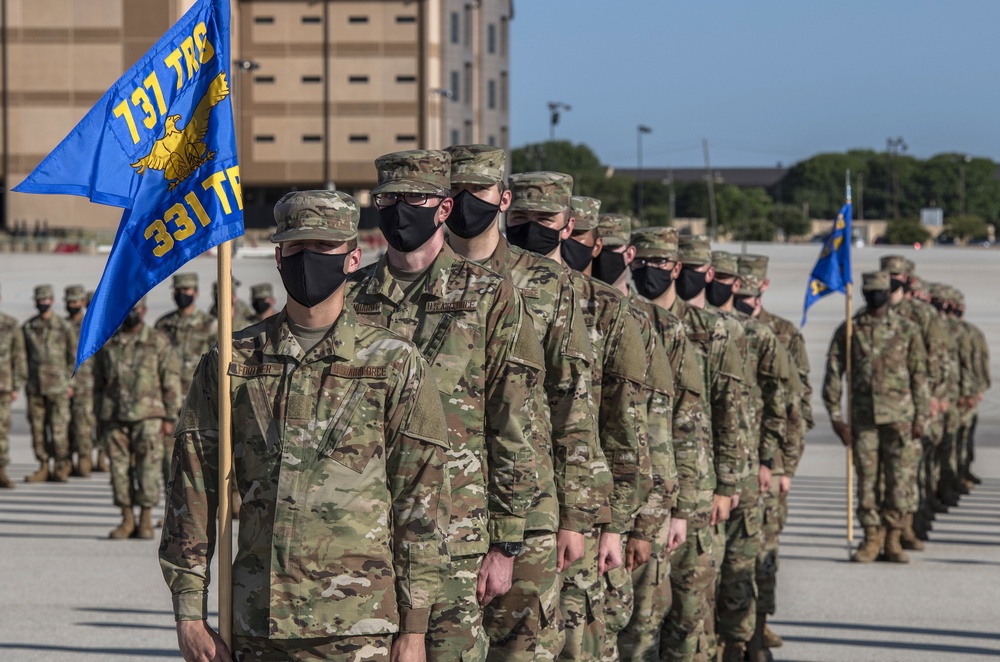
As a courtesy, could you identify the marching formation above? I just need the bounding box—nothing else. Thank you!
[0,147,989,662]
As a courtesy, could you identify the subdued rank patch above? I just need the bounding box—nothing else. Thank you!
[521,287,541,299]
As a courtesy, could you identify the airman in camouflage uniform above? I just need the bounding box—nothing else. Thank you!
[445,145,605,662]
[94,297,180,540]
[348,151,544,662]
[249,283,278,322]
[64,285,96,476]
[211,277,255,332]
[927,284,966,514]
[824,271,930,564]
[155,273,217,486]
[22,284,77,482]
[161,190,452,661]
[951,290,988,492]
[507,177,648,662]
[0,285,27,488]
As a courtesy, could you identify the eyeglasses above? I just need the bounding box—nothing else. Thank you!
[632,258,676,270]
[373,192,443,207]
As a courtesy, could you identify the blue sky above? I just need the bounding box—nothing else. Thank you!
[510,1,999,168]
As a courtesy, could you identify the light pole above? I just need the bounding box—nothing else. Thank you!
[636,124,652,218]
[959,154,971,216]
[547,101,571,143]
[886,136,907,219]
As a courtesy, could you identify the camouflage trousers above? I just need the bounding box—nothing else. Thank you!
[957,409,977,478]
[756,480,781,616]
[660,525,715,662]
[854,422,918,529]
[713,480,761,644]
[600,537,633,662]
[232,634,391,661]
[69,394,94,457]
[484,531,564,661]
[427,554,488,662]
[104,419,164,508]
[0,393,11,468]
[26,393,70,462]
[558,527,605,662]
[937,410,961,495]
[617,517,674,662]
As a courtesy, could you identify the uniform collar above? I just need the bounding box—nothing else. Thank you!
[266,306,357,363]
[365,243,462,305]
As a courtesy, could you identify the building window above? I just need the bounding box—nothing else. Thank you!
[396,134,417,143]
[464,120,473,143]
[254,75,275,84]
[500,126,508,150]
[488,24,496,54]
[450,129,460,146]
[464,4,472,47]
[450,12,459,43]
[395,75,417,83]
[500,71,508,111]
[254,135,275,143]
[301,75,322,84]
[450,71,459,102]
[396,15,416,24]
[254,16,274,24]
[302,135,322,143]
[348,75,369,84]
[463,63,472,105]
[500,17,508,56]
[488,135,496,146]
[348,16,368,24]
[301,16,321,24]
[349,135,369,143]
[487,79,496,110]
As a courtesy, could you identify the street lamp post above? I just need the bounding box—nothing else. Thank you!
[886,136,907,219]
[959,154,971,216]
[546,101,571,170]
[636,124,652,219]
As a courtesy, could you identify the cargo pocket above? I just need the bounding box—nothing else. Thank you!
[231,373,283,484]
[603,564,634,634]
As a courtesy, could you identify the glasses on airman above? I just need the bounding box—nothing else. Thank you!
[632,258,676,270]
[374,192,444,207]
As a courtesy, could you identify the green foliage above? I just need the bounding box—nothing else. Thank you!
[770,203,811,237]
[944,214,988,240]
[883,218,931,245]
[730,216,776,242]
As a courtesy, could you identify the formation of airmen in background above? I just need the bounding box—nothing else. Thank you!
[0,145,989,662]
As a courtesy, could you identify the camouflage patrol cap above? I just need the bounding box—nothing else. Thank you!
[737,273,761,297]
[64,285,86,302]
[173,272,199,289]
[738,254,769,281]
[570,196,601,231]
[630,226,679,259]
[910,275,928,294]
[251,283,273,300]
[879,254,911,275]
[372,150,451,196]
[711,250,739,277]
[678,234,712,265]
[271,190,359,243]
[34,284,54,300]
[597,214,632,247]
[903,258,916,274]
[446,144,505,185]
[509,172,573,213]
[862,270,890,292]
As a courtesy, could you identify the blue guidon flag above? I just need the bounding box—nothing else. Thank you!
[801,199,853,326]
[14,0,243,370]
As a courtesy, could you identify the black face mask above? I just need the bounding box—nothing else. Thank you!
[561,238,594,272]
[36,303,51,314]
[593,250,627,285]
[863,290,890,311]
[447,190,500,239]
[174,292,195,309]
[890,278,905,293]
[507,222,562,257]
[252,298,271,315]
[632,266,674,300]
[123,310,142,330]
[706,280,735,308]
[280,250,349,308]
[378,202,441,252]
[734,297,756,317]
[66,304,83,317]
[676,268,708,301]
[955,308,964,319]
[931,300,946,313]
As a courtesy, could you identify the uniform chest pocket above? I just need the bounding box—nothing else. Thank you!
[230,370,285,478]
[422,311,482,396]
[319,377,382,473]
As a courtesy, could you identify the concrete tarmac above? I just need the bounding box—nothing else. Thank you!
[0,242,998,660]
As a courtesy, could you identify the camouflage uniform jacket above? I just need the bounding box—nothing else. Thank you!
[211,299,256,333]
[93,324,181,423]
[636,295,715,552]
[626,295,678,543]
[67,315,94,399]
[159,308,452,638]
[567,270,649,534]
[709,307,756,484]
[757,308,808,475]
[936,315,961,406]
[480,239,606,534]
[954,320,978,398]
[155,308,218,399]
[823,309,930,429]
[968,322,991,393]
[22,314,77,397]
[348,244,543,555]
[0,312,27,394]
[740,314,790,468]
[670,298,745,497]
[759,307,814,432]
[894,298,950,402]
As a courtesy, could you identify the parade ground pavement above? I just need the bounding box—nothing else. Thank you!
[0,242,998,661]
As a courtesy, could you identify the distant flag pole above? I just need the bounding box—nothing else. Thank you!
[11,0,240,649]
[844,170,854,552]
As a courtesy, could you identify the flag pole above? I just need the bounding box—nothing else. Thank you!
[216,241,234,648]
[844,170,854,552]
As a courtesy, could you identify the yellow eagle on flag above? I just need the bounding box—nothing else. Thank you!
[131,72,230,190]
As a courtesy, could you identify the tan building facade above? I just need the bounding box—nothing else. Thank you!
[2,0,512,233]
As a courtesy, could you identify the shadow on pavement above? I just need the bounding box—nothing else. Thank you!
[772,620,1000,641]
[76,621,176,632]
[0,643,177,657]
